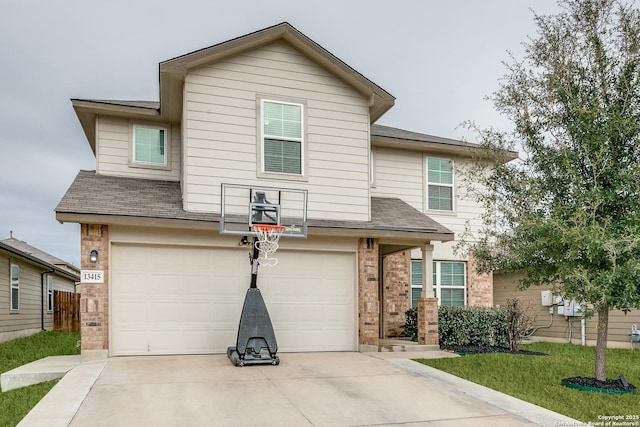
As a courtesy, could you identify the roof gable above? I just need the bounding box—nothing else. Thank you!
[158,22,395,123]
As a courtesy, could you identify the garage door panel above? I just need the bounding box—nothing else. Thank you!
[211,303,242,323]
[112,301,148,323]
[182,302,215,322]
[112,273,149,295]
[181,275,216,295]
[151,275,182,295]
[113,330,148,355]
[111,245,355,355]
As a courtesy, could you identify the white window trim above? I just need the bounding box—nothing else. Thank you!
[47,275,54,312]
[10,263,19,311]
[425,155,455,212]
[411,260,467,307]
[130,123,171,170]
[257,97,308,181]
[433,261,466,307]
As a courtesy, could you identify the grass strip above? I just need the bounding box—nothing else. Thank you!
[0,331,80,427]
[416,342,639,423]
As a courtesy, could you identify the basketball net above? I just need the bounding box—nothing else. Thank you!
[252,224,285,266]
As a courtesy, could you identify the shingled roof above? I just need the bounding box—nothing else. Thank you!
[0,238,79,280]
[56,171,452,241]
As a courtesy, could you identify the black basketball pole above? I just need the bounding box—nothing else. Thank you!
[250,237,259,288]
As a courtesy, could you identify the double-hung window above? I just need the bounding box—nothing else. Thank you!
[47,275,54,312]
[10,264,19,310]
[411,260,466,307]
[132,125,168,168]
[436,262,466,307]
[427,157,454,211]
[261,100,303,175]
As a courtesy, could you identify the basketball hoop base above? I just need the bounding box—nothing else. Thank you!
[227,288,279,366]
[227,347,279,367]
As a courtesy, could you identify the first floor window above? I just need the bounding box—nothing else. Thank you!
[411,260,466,307]
[10,264,19,310]
[133,125,167,166]
[47,275,54,312]
[262,100,303,175]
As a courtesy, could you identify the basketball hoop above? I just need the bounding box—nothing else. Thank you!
[252,224,285,266]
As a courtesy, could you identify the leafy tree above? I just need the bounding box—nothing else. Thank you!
[462,0,640,381]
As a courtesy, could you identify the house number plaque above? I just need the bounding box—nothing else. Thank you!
[81,270,104,283]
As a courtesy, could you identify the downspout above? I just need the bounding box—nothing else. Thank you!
[40,270,55,331]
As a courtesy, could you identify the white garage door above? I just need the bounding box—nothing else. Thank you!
[110,244,356,356]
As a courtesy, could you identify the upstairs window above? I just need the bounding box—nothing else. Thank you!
[133,125,168,167]
[262,100,303,175]
[10,264,19,310]
[427,157,453,211]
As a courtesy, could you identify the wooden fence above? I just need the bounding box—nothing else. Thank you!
[54,290,80,332]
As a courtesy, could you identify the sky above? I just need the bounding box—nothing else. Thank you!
[0,0,561,267]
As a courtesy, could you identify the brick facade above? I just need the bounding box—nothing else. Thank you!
[466,254,493,307]
[80,224,109,360]
[382,251,411,338]
[417,297,438,345]
[358,238,379,346]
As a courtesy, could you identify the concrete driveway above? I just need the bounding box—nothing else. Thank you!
[20,352,577,427]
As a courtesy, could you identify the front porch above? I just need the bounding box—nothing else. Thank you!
[357,238,439,349]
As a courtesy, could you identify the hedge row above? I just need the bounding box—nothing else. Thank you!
[403,305,509,348]
[438,306,508,348]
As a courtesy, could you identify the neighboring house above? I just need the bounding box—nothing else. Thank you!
[56,22,510,359]
[494,274,640,349]
[0,236,80,343]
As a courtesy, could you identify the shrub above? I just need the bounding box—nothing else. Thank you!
[438,306,508,348]
[402,307,418,341]
[504,297,535,351]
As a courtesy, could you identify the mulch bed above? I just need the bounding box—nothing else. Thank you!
[562,376,637,394]
[442,345,548,356]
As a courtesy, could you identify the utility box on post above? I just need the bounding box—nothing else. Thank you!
[564,300,581,316]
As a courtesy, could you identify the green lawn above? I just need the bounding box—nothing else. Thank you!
[417,342,640,423]
[0,331,80,427]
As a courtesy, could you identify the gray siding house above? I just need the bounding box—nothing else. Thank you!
[1,236,79,343]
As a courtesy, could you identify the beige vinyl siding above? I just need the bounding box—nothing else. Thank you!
[373,148,487,260]
[494,273,640,348]
[96,116,181,181]
[371,147,423,209]
[53,276,76,293]
[183,41,371,221]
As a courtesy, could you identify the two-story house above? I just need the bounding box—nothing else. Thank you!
[56,23,509,360]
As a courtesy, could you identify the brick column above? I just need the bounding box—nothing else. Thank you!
[358,238,379,346]
[382,250,411,338]
[467,254,493,307]
[80,224,109,360]
[417,297,438,346]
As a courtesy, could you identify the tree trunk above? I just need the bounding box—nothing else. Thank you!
[594,307,608,381]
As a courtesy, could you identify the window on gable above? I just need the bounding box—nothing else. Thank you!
[10,264,19,310]
[262,100,303,175]
[411,260,466,307]
[133,125,168,167]
[427,157,454,211]
[47,275,54,312]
